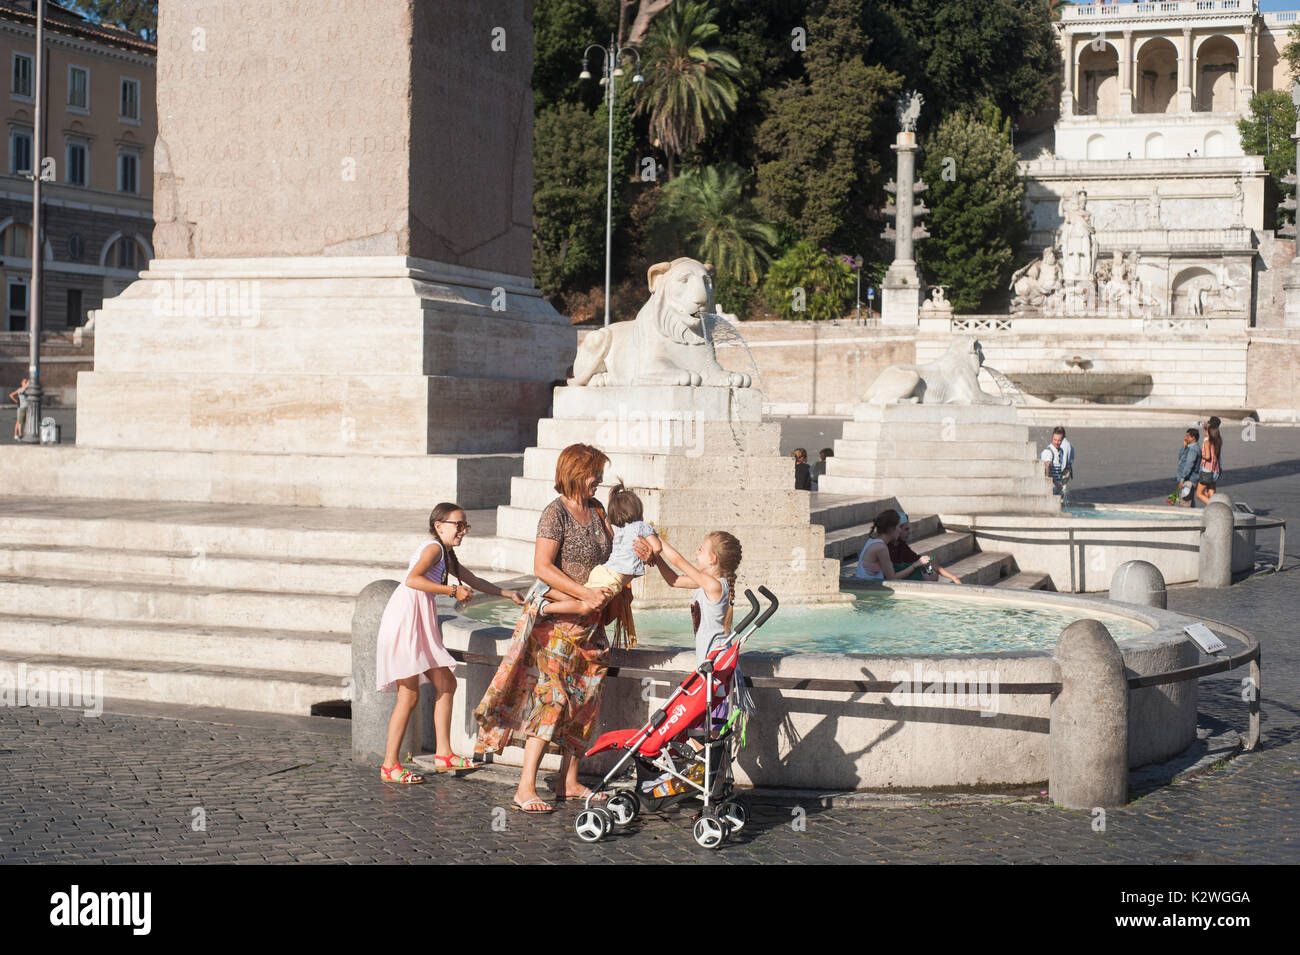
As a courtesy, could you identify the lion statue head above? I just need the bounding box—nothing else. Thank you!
[643,258,715,345]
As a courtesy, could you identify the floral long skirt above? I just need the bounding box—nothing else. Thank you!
[473,601,609,758]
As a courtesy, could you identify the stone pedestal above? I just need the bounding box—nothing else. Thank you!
[881,262,924,326]
[819,403,1061,515]
[54,1,572,507]
[494,386,842,604]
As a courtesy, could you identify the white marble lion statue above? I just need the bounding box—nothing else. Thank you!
[571,257,753,388]
[863,337,1012,405]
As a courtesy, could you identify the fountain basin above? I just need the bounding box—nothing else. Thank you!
[945,503,1256,592]
[437,583,1208,790]
[1005,371,1152,403]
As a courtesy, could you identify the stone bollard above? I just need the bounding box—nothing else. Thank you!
[351,580,428,766]
[1049,619,1128,810]
[1109,560,1167,609]
[1198,501,1234,588]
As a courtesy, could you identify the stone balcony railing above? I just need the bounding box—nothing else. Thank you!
[1062,0,1256,22]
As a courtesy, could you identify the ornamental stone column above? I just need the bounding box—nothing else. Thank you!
[1119,30,1133,116]
[1062,34,1075,117]
[1178,27,1194,113]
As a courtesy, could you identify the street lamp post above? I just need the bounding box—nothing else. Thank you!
[853,255,863,322]
[21,0,46,444]
[580,35,642,327]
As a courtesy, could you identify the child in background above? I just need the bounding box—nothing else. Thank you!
[791,448,812,491]
[1169,427,1201,507]
[537,482,656,648]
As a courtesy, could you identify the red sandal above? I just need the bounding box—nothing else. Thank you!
[380,764,424,784]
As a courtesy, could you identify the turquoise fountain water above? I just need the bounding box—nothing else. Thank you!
[457,590,1150,655]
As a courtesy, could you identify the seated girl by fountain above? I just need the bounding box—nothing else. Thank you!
[857,508,931,581]
[536,482,654,648]
[889,510,961,583]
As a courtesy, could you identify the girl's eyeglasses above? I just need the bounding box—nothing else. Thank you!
[439,520,471,533]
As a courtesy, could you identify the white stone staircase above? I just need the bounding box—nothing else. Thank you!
[810,493,1055,590]
[0,497,511,716]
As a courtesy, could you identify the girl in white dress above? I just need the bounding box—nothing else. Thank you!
[376,502,523,783]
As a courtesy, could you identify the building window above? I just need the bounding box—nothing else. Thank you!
[120,78,139,121]
[3,222,31,258]
[66,140,88,186]
[118,150,139,194]
[66,288,84,327]
[12,53,32,99]
[68,65,89,111]
[7,278,28,332]
[110,235,141,269]
[10,127,32,175]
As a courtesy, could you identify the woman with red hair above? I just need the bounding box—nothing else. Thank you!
[475,443,615,813]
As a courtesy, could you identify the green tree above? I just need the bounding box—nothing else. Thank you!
[882,0,1058,126]
[635,1,741,178]
[652,163,778,283]
[67,1,157,41]
[533,0,619,111]
[1238,89,1298,186]
[754,0,902,252]
[762,241,853,321]
[917,101,1028,313]
[532,96,636,297]
[1285,23,1300,82]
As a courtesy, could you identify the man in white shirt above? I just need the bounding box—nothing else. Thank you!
[1041,426,1074,503]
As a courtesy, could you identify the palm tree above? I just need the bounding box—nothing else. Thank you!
[658,164,777,285]
[636,2,740,178]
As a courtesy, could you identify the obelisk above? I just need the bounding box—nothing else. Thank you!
[71,0,572,505]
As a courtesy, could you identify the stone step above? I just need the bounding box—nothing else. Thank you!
[840,420,1027,443]
[505,476,810,520]
[0,574,354,635]
[850,403,1020,424]
[0,650,345,717]
[0,447,520,510]
[826,457,1043,480]
[943,551,1016,586]
[910,530,977,567]
[0,542,409,597]
[534,417,781,456]
[0,498,457,565]
[817,475,1056,498]
[808,495,897,532]
[829,439,1038,461]
[0,612,351,676]
[520,446,792,488]
[995,571,1056,591]
[551,385,763,423]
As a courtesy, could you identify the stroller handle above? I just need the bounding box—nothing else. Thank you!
[755,586,780,628]
[733,589,761,634]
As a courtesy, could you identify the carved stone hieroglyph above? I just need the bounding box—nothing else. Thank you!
[863,337,1013,406]
[571,258,752,388]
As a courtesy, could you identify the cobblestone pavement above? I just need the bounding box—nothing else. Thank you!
[0,425,1296,864]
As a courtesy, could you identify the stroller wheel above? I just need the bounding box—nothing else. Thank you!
[719,799,748,833]
[692,811,729,850]
[574,807,610,843]
[607,791,639,826]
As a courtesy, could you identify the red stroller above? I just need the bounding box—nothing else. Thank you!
[574,587,779,849]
